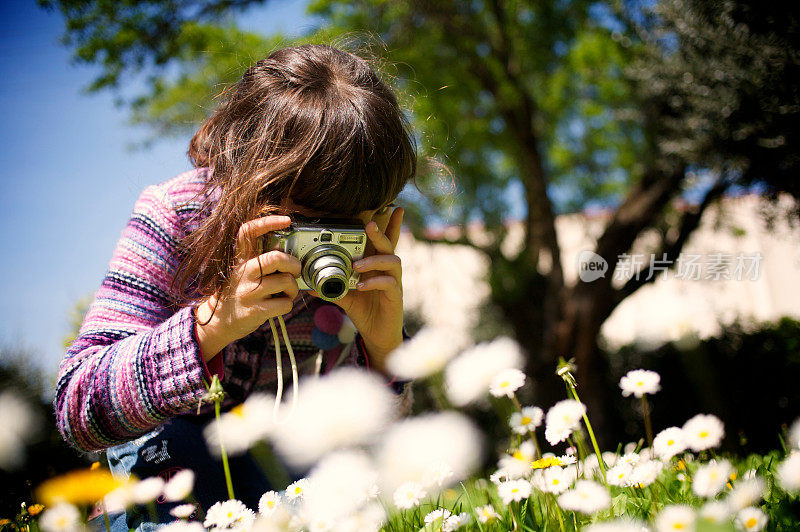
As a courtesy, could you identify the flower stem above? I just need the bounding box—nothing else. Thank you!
[568,385,607,484]
[550,494,566,532]
[640,396,654,449]
[214,397,235,500]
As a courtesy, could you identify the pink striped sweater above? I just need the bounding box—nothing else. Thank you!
[55,167,404,452]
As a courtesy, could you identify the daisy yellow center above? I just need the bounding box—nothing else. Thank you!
[521,416,532,425]
[552,479,560,485]
[637,381,644,386]
[501,381,510,388]
[511,488,519,493]
[294,487,303,494]
[746,517,758,528]
[699,430,709,438]
[227,511,234,518]
[667,439,675,445]
[672,523,686,530]
[231,404,245,418]
[56,517,68,528]
[267,500,275,509]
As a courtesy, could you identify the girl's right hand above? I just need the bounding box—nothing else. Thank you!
[194,215,302,361]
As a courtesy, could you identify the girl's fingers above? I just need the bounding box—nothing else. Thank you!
[235,215,292,261]
[241,272,299,301]
[385,206,404,251]
[242,250,302,280]
[356,275,402,297]
[353,254,401,279]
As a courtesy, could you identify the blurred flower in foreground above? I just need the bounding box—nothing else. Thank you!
[789,418,800,450]
[393,481,426,510]
[509,406,544,435]
[38,502,81,532]
[653,427,687,460]
[726,477,765,512]
[693,460,733,498]
[272,368,395,467]
[777,452,800,492]
[375,411,481,494]
[300,450,379,526]
[0,390,42,470]
[385,326,465,380]
[443,512,471,531]
[654,504,696,532]
[699,501,731,524]
[163,469,195,502]
[583,518,649,532]
[544,399,586,445]
[170,504,197,519]
[36,468,122,506]
[619,369,661,398]
[203,499,256,530]
[444,336,524,406]
[557,480,611,514]
[475,504,499,524]
[204,393,275,456]
[735,506,768,531]
[682,414,725,451]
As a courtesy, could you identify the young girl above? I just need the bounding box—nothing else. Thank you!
[55,44,417,526]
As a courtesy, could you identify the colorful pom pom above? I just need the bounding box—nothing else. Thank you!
[314,304,344,335]
[312,328,340,350]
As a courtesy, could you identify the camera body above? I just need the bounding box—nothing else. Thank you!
[260,214,366,302]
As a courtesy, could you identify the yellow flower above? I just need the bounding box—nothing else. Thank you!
[36,468,123,506]
[28,504,45,516]
[531,457,564,470]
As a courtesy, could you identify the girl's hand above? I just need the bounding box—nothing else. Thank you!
[308,206,405,373]
[194,215,302,361]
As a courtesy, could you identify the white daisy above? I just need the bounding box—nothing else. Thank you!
[169,504,197,519]
[286,479,309,502]
[163,469,195,502]
[424,508,452,525]
[375,411,481,494]
[619,369,661,398]
[38,503,81,532]
[203,499,256,530]
[443,512,471,531]
[490,469,511,485]
[626,460,663,488]
[727,477,765,512]
[475,504,498,524]
[777,452,800,493]
[682,414,725,452]
[385,326,465,380]
[653,427,687,461]
[0,391,41,471]
[618,452,640,466]
[497,479,532,504]
[699,501,730,525]
[444,337,525,406]
[536,466,573,495]
[393,481,427,510]
[498,441,537,479]
[606,463,633,487]
[271,368,395,467]
[557,480,611,514]
[489,368,526,398]
[693,459,733,498]
[544,400,586,445]
[654,504,696,532]
[735,506,768,531]
[258,491,281,516]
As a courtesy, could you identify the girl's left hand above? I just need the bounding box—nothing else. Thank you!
[307,206,405,373]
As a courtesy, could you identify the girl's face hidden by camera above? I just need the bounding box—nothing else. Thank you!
[279,197,396,233]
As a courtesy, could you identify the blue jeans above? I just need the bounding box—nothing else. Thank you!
[99,415,278,531]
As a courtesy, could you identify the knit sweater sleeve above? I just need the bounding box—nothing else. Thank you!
[54,184,211,452]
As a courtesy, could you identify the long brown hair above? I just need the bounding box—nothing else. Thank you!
[173,44,418,304]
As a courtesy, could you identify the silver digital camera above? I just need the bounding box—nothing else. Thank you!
[260,214,367,302]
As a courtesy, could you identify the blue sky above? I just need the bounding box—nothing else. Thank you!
[0,0,313,383]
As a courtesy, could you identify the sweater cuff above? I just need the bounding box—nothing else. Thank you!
[144,306,215,414]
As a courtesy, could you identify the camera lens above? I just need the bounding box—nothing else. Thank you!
[320,278,346,299]
[304,250,352,302]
